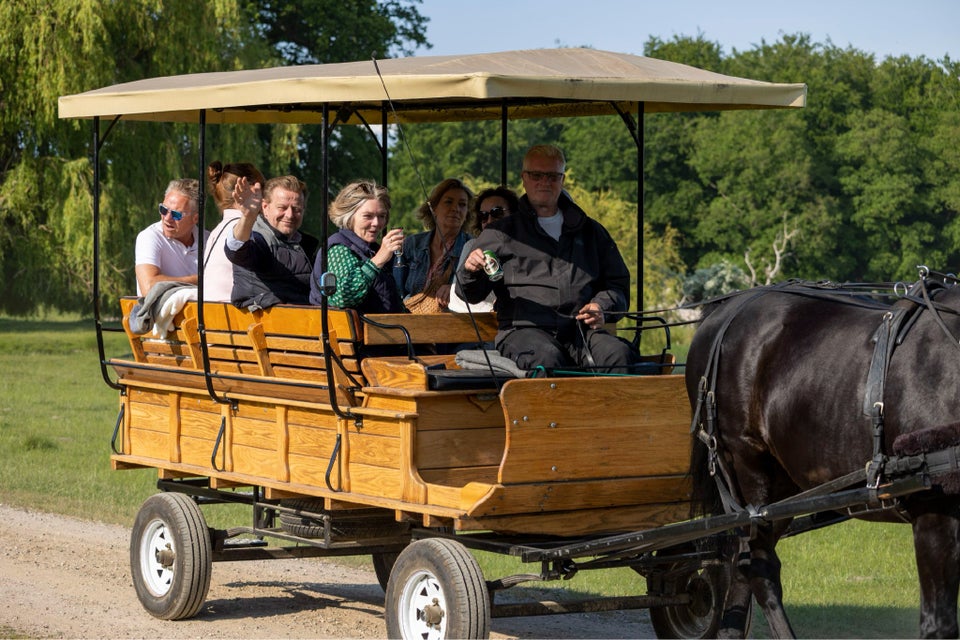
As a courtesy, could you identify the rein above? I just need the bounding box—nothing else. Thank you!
[372,57,507,388]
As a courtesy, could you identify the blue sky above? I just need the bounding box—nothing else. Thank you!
[414,0,957,63]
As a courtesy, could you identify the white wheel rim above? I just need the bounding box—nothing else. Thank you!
[398,569,446,640]
[139,517,174,597]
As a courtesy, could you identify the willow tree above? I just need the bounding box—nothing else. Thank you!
[1,0,427,315]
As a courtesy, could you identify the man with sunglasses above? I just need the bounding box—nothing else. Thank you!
[135,178,205,295]
[456,144,636,374]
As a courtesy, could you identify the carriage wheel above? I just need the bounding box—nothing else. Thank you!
[385,538,490,639]
[130,492,212,620]
[645,547,730,639]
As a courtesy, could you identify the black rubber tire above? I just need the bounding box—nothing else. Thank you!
[278,498,329,538]
[385,538,490,639]
[130,492,212,620]
[372,550,400,592]
[279,499,403,540]
[646,549,730,639]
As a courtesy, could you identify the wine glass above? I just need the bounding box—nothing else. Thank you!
[393,228,404,266]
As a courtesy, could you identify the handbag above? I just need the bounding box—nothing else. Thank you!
[403,258,453,314]
[403,289,443,314]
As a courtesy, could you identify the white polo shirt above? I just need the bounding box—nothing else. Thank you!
[134,221,208,295]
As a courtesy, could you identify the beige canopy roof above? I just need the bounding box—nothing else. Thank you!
[58,48,806,125]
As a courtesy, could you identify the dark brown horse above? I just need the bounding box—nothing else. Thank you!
[686,278,960,638]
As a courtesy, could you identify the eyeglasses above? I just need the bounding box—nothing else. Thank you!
[478,206,507,222]
[522,170,565,184]
[158,203,188,222]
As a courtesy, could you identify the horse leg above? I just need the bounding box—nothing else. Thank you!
[745,524,796,639]
[912,511,960,638]
[717,573,754,639]
[716,532,753,638]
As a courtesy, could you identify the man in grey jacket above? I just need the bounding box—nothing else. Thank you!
[456,144,636,373]
[225,175,318,310]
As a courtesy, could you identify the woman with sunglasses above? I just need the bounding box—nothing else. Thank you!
[448,186,518,313]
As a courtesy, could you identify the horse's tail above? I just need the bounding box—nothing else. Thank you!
[689,433,723,518]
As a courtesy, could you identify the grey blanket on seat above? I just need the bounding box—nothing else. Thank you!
[454,349,527,378]
[128,282,196,335]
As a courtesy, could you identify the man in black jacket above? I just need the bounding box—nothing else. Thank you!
[225,175,319,310]
[456,144,636,373]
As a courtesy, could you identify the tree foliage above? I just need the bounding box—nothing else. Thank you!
[4,13,960,315]
[388,33,960,298]
[0,0,426,315]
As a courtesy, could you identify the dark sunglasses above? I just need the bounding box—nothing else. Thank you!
[522,170,565,183]
[478,206,507,222]
[158,203,188,222]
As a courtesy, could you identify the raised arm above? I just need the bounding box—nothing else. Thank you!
[230,176,263,243]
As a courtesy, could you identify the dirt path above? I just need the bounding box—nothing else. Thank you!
[0,504,657,638]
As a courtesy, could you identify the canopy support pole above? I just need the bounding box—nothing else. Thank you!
[637,103,644,310]
[500,103,508,185]
[612,101,645,309]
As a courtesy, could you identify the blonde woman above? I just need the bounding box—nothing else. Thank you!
[310,180,404,312]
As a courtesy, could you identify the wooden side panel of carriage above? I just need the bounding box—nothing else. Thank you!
[461,375,693,535]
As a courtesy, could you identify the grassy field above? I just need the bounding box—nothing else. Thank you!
[0,315,927,637]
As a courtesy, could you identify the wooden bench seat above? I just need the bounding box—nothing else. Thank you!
[119,299,671,398]
[117,298,365,404]
[361,312,497,346]
[116,300,502,402]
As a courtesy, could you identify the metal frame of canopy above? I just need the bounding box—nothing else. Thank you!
[58,47,806,396]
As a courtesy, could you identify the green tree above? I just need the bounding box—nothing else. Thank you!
[0,0,264,314]
[0,0,427,315]
[836,109,929,277]
[558,115,638,199]
[688,107,838,282]
[644,34,960,284]
[386,117,562,232]
[253,0,429,238]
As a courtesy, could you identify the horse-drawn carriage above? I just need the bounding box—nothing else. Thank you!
[59,48,960,638]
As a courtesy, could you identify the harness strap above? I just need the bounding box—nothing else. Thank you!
[862,309,908,418]
[861,276,960,487]
[918,276,960,350]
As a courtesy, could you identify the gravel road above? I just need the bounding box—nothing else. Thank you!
[0,504,657,639]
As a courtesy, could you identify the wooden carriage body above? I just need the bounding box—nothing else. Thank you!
[112,299,692,536]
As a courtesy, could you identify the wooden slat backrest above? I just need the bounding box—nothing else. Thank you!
[118,298,364,405]
[178,310,260,375]
[183,304,362,383]
[361,312,497,346]
[183,302,361,360]
[119,297,192,366]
